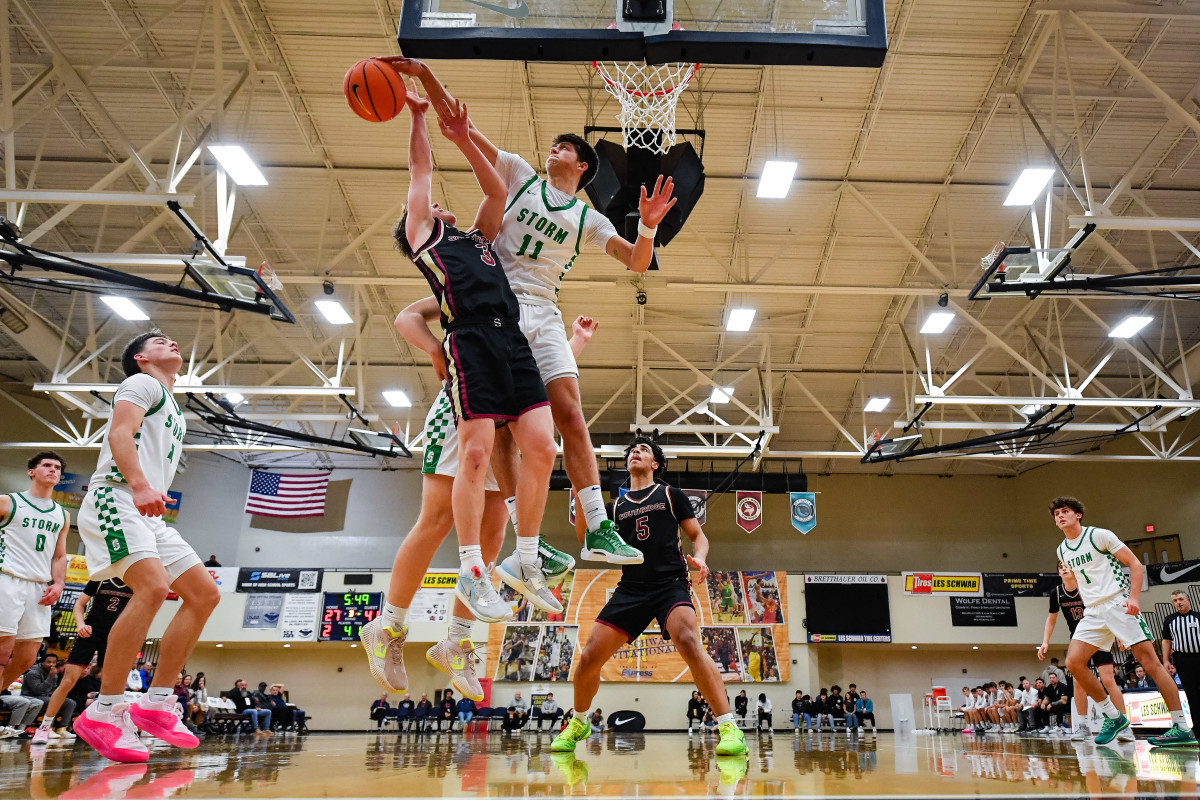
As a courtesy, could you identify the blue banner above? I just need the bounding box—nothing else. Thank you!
[790,492,817,534]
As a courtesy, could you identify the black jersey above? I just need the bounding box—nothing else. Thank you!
[82,579,133,631]
[611,483,696,586]
[1049,583,1086,634]
[411,219,519,326]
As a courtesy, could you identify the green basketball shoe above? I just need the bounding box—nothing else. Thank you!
[716,721,748,755]
[539,536,575,578]
[551,715,592,752]
[1094,713,1130,745]
[1149,724,1199,748]
[581,520,643,564]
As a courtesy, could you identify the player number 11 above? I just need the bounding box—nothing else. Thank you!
[515,234,543,260]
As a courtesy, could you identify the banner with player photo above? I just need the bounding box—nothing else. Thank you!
[486,569,788,683]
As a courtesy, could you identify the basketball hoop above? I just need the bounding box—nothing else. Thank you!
[257,260,283,293]
[592,59,699,153]
[981,241,1006,274]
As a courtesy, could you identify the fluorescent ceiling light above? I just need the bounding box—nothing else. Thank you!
[1108,315,1153,339]
[382,390,411,408]
[757,160,798,199]
[207,144,268,186]
[315,300,353,325]
[864,396,891,413]
[726,308,756,332]
[709,387,734,404]
[226,392,245,405]
[100,296,149,321]
[1003,168,1055,206]
[920,311,954,334]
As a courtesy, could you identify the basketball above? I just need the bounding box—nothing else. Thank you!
[343,58,406,123]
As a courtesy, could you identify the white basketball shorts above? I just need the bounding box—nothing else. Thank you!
[518,296,578,385]
[1071,594,1153,651]
[422,389,500,492]
[78,484,202,583]
[0,572,51,640]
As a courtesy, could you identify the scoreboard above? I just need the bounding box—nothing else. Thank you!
[319,592,382,641]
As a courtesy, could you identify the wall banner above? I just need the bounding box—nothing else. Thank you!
[982,573,1060,597]
[950,596,1017,626]
[902,572,982,596]
[236,568,323,593]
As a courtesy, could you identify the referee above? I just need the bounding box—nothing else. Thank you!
[1161,589,1200,723]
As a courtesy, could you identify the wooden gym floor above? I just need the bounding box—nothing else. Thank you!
[1,730,1197,798]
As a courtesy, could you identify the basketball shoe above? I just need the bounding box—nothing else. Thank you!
[74,702,150,763]
[455,563,512,623]
[426,637,483,701]
[1148,724,1198,748]
[581,520,643,564]
[716,721,748,755]
[715,754,748,791]
[1094,713,1130,745]
[539,536,575,578]
[551,715,592,752]
[129,694,199,748]
[360,617,408,693]
[551,752,590,787]
[59,763,148,799]
[497,554,562,614]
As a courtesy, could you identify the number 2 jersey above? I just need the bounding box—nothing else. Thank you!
[611,483,696,587]
[90,372,186,494]
[0,492,66,582]
[1056,526,1132,607]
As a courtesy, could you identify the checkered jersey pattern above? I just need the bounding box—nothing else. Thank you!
[93,486,129,562]
[422,391,454,475]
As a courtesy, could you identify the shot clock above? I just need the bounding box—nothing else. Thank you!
[319,591,382,641]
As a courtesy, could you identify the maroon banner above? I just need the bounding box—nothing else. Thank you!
[681,489,708,526]
[735,491,762,533]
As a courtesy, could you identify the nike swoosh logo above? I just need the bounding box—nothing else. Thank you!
[613,716,635,725]
[1160,563,1200,583]
[462,0,529,18]
[350,83,368,111]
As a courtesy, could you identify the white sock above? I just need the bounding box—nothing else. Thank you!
[505,497,519,535]
[37,720,51,730]
[448,615,473,643]
[516,535,539,566]
[1098,697,1119,719]
[459,545,486,575]
[715,712,734,725]
[1171,710,1190,730]
[147,687,173,704]
[578,485,608,531]
[381,602,407,630]
[576,711,588,723]
[96,694,125,714]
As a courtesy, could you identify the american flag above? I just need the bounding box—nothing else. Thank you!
[244,471,330,518]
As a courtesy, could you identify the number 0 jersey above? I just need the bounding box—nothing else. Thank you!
[1056,526,1131,607]
[91,373,186,494]
[611,483,696,586]
[0,492,66,582]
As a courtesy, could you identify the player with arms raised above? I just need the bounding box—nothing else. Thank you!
[386,56,675,567]
[550,437,747,761]
[1051,495,1195,747]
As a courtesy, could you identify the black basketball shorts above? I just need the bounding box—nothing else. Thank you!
[442,320,549,423]
[1089,649,1114,667]
[596,579,694,642]
[66,633,109,668]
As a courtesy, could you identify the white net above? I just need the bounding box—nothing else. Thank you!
[592,60,698,153]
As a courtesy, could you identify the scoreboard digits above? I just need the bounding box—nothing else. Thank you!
[319,591,382,641]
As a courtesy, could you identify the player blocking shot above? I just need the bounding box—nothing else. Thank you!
[1051,495,1196,747]
[0,452,69,693]
[74,331,221,763]
[550,437,748,760]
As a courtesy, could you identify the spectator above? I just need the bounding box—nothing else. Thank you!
[1043,674,1070,730]
[267,684,306,731]
[1131,664,1156,689]
[812,689,833,732]
[68,663,101,715]
[415,692,434,731]
[734,689,748,722]
[0,693,41,738]
[22,654,75,734]
[230,679,272,736]
[828,686,846,729]
[702,705,716,731]
[1168,662,1184,688]
[511,691,528,727]
[791,690,805,733]
[456,696,476,729]
[756,693,773,732]
[842,691,859,733]
[857,690,876,732]
[253,681,271,707]
[173,674,201,734]
[371,694,392,730]
[204,555,222,567]
[539,693,561,731]
[437,689,455,731]
[189,674,210,727]
[126,660,145,692]
[1015,678,1039,733]
[502,707,522,733]
[589,707,606,733]
[687,690,704,733]
[1040,657,1067,687]
[397,693,416,730]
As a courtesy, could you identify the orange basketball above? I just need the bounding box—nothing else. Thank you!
[344,58,406,123]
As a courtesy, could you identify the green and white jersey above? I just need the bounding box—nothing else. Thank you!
[91,373,186,495]
[1056,526,1131,607]
[494,151,619,303]
[0,492,66,582]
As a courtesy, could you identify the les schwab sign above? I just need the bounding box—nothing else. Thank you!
[902,572,982,596]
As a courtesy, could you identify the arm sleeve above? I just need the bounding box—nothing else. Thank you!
[583,209,620,253]
[1092,527,1128,554]
[1049,588,1059,614]
[668,486,697,523]
[495,150,536,195]
[1163,614,1174,641]
[112,373,162,411]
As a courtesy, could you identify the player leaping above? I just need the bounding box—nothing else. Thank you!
[1051,495,1195,747]
[387,56,675,567]
[549,437,747,760]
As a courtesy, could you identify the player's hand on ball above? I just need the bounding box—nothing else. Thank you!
[77,624,93,638]
[378,56,425,77]
[403,79,429,114]
[1123,597,1140,616]
[638,175,678,228]
[572,316,598,343]
[437,99,470,143]
[133,485,169,517]
[686,554,709,584]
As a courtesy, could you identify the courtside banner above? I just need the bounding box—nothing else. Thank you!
[902,572,982,596]
[485,569,789,684]
[805,574,887,584]
[1148,558,1200,586]
[982,573,1059,597]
